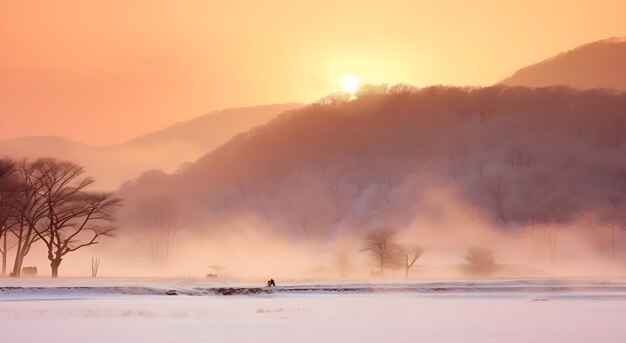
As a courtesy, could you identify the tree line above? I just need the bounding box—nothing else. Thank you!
[0,158,120,277]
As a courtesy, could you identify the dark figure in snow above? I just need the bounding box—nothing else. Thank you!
[267,279,276,287]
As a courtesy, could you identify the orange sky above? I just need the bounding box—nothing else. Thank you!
[1,0,626,146]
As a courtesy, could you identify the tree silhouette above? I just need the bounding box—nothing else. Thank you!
[361,228,397,276]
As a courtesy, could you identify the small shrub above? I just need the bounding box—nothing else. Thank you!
[464,247,496,275]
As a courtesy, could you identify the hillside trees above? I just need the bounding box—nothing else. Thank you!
[119,85,626,262]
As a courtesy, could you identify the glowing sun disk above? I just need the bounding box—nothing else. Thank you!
[341,74,361,94]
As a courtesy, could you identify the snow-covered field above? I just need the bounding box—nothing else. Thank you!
[1,279,625,343]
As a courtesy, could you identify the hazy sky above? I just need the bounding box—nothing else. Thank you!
[2,0,626,146]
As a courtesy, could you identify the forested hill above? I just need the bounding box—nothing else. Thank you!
[120,86,626,237]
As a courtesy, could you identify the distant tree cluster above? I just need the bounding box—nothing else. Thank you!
[0,158,120,277]
[360,230,499,278]
[361,228,423,278]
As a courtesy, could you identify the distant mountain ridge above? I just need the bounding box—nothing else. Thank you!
[117,104,302,149]
[0,103,303,189]
[499,37,626,90]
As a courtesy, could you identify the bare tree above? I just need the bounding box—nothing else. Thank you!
[361,228,396,276]
[0,226,12,275]
[33,159,121,277]
[395,245,424,278]
[0,158,17,274]
[535,196,575,263]
[543,224,559,264]
[481,178,507,223]
[135,196,184,265]
[326,176,345,220]
[0,159,14,180]
[522,176,564,256]
[606,195,624,263]
[41,192,119,277]
[228,158,247,199]
[9,159,49,277]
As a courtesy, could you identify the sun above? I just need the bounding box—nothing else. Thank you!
[341,74,361,95]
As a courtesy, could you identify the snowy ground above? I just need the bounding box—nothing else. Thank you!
[1,279,625,343]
